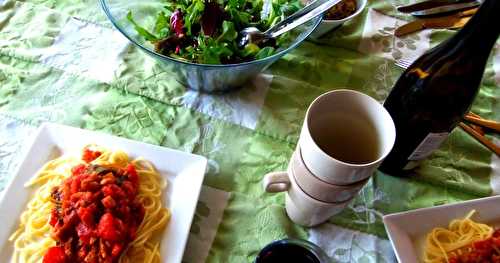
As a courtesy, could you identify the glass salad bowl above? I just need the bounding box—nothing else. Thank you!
[99,0,322,92]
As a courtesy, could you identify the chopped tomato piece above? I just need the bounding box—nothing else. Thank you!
[43,246,67,263]
[102,184,125,199]
[121,181,136,200]
[82,148,102,163]
[71,164,87,176]
[101,195,116,209]
[98,213,121,241]
[76,222,93,244]
[49,209,59,227]
[111,243,124,258]
[77,205,96,226]
[125,164,138,186]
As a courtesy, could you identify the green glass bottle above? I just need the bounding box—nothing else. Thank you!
[379,0,500,175]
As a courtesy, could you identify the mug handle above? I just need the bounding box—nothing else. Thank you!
[263,172,290,193]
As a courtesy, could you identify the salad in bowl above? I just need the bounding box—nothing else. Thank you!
[127,0,304,64]
[101,0,321,91]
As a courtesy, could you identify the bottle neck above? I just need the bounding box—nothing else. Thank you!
[448,0,500,53]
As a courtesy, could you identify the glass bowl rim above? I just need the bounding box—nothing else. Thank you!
[99,0,322,68]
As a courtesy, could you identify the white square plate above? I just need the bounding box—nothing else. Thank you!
[383,195,500,263]
[0,123,207,263]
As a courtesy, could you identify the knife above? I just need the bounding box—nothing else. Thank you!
[397,0,473,13]
[394,8,477,37]
[411,0,481,16]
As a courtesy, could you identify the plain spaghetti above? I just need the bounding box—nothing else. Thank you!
[9,145,170,263]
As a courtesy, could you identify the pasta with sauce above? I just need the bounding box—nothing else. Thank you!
[9,145,170,263]
[423,210,494,263]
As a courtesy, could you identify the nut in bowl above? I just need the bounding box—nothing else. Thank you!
[309,0,367,39]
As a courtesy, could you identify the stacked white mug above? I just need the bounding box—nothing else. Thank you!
[263,89,396,227]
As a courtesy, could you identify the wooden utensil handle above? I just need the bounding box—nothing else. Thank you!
[464,114,500,133]
[460,7,478,17]
[459,122,500,157]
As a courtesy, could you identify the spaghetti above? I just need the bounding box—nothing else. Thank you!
[9,145,170,263]
[423,210,494,263]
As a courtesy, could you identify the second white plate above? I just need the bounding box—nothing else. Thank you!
[383,195,500,263]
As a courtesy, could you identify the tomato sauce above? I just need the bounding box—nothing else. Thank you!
[43,149,145,263]
[449,229,500,263]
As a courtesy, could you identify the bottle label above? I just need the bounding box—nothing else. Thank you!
[407,132,449,161]
[403,160,420,171]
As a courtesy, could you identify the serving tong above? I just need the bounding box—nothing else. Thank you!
[238,0,342,47]
[459,112,500,156]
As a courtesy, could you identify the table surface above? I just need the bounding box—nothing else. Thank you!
[0,0,499,262]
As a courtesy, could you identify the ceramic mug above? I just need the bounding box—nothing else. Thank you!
[264,148,368,203]
[299,89,396,185]
[263,165,351,227]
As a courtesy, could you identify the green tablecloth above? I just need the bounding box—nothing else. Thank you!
[0,0,499,262]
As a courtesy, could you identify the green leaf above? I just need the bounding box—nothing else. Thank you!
[185,0,205,35]
[255,46,275,59]
[199,37,234,64]
[127,11,158,42]
[229,8,252,26]
[280,0,301,15]
[227,0,246,8]
[154,11,170,38]
[242,43,260,57]
[218,21,238,42]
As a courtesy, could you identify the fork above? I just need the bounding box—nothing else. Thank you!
[394,58,413,69]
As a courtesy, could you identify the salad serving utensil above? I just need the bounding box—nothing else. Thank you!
[239,0,342,47]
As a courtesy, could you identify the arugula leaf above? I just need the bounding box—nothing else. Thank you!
[280,1,301,15]
[185,0,205,35]
[217,21,238,42]
[127,11,159,42]
[198,37,233,64]
[228,8,252,27]
[154,11,170,39]
[227,0,246,9]
[255,46,275,59]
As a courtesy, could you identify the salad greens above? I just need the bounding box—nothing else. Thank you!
[127,0,302,64]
